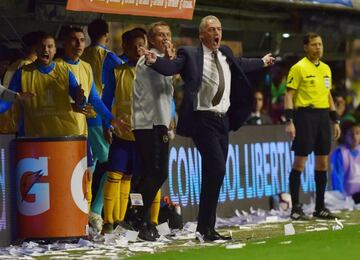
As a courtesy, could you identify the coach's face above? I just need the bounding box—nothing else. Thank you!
[149,25,172,54]
[200,18,222,51]
[304,36,323,61]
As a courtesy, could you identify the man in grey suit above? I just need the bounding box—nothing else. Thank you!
[143,15,274,241]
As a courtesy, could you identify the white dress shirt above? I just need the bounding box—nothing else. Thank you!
[196,44,231,114]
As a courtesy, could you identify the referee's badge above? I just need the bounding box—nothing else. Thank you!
[324,76,330,88]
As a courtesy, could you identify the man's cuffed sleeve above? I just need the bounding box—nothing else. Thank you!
[0,69,22,112]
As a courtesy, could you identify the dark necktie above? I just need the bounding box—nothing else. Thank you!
[212,50,225,106]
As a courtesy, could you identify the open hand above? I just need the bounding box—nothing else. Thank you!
[333,123,341,141]
[285,121,296,140]
[262,53,275,67]
[111,114,131,137]
[140,47,157,64]
[164,40,176,60]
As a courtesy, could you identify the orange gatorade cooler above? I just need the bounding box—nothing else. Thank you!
[15,136,88,239]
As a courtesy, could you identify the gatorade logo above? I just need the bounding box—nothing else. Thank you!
[16,156,88,216]
[16,157,50,216]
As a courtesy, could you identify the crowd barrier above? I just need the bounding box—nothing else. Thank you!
[163,125,316,221]
[0,125,322,245]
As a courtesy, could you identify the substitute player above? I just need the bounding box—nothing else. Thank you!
[56,26,128,229]
[100,28,147,234]
[81,19,126,229]
[0,31,38,134]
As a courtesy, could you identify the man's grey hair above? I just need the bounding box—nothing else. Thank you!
[199,15,221,33]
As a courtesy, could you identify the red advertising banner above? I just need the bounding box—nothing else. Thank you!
[66,0,196,20]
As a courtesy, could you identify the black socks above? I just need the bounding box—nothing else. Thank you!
[315,170,327,211]
[289,169,302,207]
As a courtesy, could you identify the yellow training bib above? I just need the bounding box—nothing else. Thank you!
[21,62,82,137]
[113,64,135,141]
[81,45,108,95]
[56,58,94,136]
[0,58,33,134]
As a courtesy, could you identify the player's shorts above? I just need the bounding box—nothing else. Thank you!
[107,135,140,176]
[88,125,109,164]
[87,140,94,168]
[291,108,331,156]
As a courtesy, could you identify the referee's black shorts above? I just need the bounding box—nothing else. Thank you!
[291,108,331,156]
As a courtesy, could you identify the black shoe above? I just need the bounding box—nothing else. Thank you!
[199,229,232,242]
[212,230,232,241]
[313,208,337,220]
[136,221,157,242]
[290,204,311,221]
[147,223,160,239]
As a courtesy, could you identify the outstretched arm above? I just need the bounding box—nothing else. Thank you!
[141,47,186,76]
[89,84,130,137]
[237,53,275,73]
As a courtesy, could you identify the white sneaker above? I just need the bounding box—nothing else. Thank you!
[89,212,103,232]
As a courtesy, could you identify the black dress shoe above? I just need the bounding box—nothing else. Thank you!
[147,223,160,239]
[201,229,232,241]
[137,221,157,242]
[212,230,232,240]
[132,219,157,241]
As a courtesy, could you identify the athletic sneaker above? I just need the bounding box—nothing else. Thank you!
[290,204,311,221]
[89,211,103,232]
[101,223,114,235]
[313,208,337,220]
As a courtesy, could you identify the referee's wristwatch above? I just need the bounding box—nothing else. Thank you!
[333,119,341,124]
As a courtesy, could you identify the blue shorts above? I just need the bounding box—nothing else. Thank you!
[87,141,94,168]
[107,136,140,176]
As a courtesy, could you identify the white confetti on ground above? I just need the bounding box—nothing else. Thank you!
[280,241,292,245]
[0,193,358,259]
[253,241,266,245]
[225,243,246,249]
